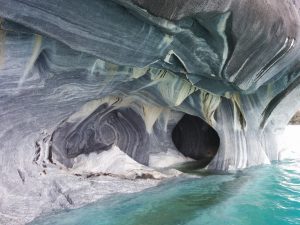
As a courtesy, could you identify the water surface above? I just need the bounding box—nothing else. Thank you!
[29,159,300,225]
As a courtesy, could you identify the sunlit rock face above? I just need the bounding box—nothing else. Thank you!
[1,0,300,224]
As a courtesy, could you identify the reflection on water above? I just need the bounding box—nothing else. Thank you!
[29,160,300,225]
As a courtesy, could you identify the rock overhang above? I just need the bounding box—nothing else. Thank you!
[0,0,300,170]
[1,1,300,223]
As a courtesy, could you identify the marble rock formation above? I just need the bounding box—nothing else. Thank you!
[0,0,300,224]
[289,111,300,124]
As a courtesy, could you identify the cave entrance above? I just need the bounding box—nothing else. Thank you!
[279,110,300,159]
[172,114,220,170]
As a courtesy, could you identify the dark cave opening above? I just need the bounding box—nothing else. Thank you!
[172,114,220,169]
[50,102,220,170]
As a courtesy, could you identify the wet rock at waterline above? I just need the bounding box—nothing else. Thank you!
[1,0,300,224]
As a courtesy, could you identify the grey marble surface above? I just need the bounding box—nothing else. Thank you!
[0,0,300,224]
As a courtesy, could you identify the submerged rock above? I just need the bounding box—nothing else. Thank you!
[0,0,300,224]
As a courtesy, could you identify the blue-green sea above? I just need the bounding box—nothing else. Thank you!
[29,159,300,225]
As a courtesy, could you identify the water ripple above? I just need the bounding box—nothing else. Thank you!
[29,160,300,225]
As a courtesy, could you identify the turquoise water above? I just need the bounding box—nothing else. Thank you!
[29,160,300,225]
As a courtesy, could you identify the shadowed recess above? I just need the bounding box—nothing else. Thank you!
[172,114,220,168]
[51,104,149,167]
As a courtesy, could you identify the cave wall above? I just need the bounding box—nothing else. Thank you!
[1,0,300,223]
[0,0,299,174]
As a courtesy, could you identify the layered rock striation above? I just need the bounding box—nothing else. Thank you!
[1,0,300,224]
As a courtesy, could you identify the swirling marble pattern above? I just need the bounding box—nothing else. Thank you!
[52,104,150,166]
[1,0,300,224]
